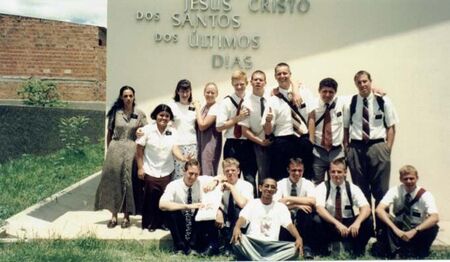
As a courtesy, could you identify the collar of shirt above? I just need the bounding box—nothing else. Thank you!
[400,184,419,198]
[278,87,290,99]
[149,122,171,136]
[319,97,337,108]
[330,181,345,191]
[231,92,244,103]
[250,93,265,102]
[358,92,374,102]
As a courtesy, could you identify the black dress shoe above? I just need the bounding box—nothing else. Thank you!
[202,245,219,256]
[160,224,169,231]
[121,219,131,228]
[107,220,117,228]
[303,246,314,259]
[148,227,156,232]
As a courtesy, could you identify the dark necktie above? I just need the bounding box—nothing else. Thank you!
[335,186,342,221]
[233,98,244,138]
[362,98,370,142]
[290,183,297,221]
[260,97,265,118]
[290,183,297,196]
[403,193,413,229]
[227,193,236,224]
[321,103,333,151]
[184,187,193,241]
[276,92,306,136]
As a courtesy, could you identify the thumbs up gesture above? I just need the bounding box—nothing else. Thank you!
[265,107,273,123]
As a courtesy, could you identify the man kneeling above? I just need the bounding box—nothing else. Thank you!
[230,178,303,260]
[314,158,372,256]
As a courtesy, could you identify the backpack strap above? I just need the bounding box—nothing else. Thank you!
[315,99,337,127]
[394,188,426,216]
[276,93,308,125]
[225,95,239,109]
[345,181,356,218]
[349,95,357,126]
[375,95,387,128]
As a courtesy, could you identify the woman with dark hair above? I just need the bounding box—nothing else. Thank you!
[95,85,147,228]
[169,79,198,180]
[193,82,222,176]
[136,104,191,232]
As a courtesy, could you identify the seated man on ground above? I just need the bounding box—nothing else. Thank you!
[213,158,254,255]
[375,165,439,259]
[273,157,317,258]
[230,178,304,261]
[159,159,219,255]
[314,158,372,256]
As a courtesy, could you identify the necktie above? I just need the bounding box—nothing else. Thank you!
[260,97,265,118]
[290,183,297,196]
[403,193,413,230]
[233,98,244,138]
[227,193,236,225]
[184,187,193,241]
[321,103,333,151]
[362,98,370,142]
[276,92,307,136]
[335,186,342,221]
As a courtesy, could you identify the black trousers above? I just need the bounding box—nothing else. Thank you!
[164,210,219,252]
[224,139,257,196]
[314,215,373,255]
[381,222,439,258]
[270,135,313,181]
[279,209,319,250]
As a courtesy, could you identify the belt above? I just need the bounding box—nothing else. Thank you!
[350,138,384,146]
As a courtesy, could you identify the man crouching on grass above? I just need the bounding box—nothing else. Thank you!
[230,178,304,260]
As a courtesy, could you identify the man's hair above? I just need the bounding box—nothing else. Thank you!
[222,157,240,169]
[274,62,290,74]
[354,70,372,82]
[184,159,200,171]
[260,177,277,186]
[319,77,338,92]
[231,70,248,83]
[330,157,347,170]
[287,158,304,168]
[251,70,266,80]
[399,165,418,177]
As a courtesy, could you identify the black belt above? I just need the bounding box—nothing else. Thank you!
[350,138,384,146]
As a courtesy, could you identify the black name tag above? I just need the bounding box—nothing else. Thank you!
[375,114,383,119]
[344,205,352,210]
[336,112,342,117]
[165,131,172,135]
[131,113,138,119]
[412,211,421,218]
[188,106,195,111]
[300,103,306,109]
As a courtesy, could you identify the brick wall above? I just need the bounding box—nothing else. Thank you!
[0,14,106,101]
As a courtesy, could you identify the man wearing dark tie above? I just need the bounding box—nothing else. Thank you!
[375,165,439,259]
[314,158,372,256]
[308,78,345,185]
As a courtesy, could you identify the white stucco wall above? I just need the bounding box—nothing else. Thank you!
[107,0,450,219]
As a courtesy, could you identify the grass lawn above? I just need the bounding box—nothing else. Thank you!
[0,238,449,261]
[0,142,104,222]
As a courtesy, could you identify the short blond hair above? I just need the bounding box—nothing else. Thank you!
[222,157,240,169]
[399,165,418,177]
[231,70,248,84]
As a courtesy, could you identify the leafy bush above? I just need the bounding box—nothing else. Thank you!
[59,116,90,154]
[17,78,66,107]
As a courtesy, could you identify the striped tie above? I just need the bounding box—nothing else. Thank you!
[184,187,193,241]
[321,103,333,151]
[362,98,370,142]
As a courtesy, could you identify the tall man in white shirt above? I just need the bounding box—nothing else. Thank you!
[240,70,271,187]
[217,70,257,195]
[314,158,373,256]
[308,78,345,185]
[375,165,439,258]
[231,178,304,260]
[263,62,314,181]
[344,70,399,236]
[274,158,317,258]
[159,159,218,255]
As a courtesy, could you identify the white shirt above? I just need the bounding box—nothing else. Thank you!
[240,199,292,241]
[273,177,315,201]
[168,100,197,145]
[216,93,248,139]
[262,85,313,136]
[312,97,345,147]
[160,175,214,204]
[343,93,399,140]
[380,185,438,225]
[315,181,369,218]
[239,93,268,140]
[136,123,177,178]
[221,179,254,215]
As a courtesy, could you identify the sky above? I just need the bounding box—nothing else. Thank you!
[0,0,107,27]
